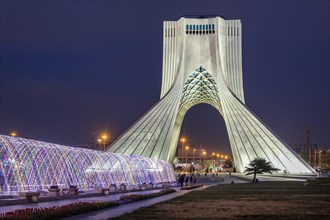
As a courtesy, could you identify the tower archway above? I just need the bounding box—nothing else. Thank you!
[178,102,232,158]
[108,16,315,174]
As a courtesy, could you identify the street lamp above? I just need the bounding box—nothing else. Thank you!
[101,134,108,151]
[185,146,189,169]
[97,139,102,150]
[10,132,17,137]
[193,148,196,164]
[202,151,207,169]
[200,149,203,170]
[180,138,186,164]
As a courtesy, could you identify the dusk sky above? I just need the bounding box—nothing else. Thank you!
[1,1,329,156]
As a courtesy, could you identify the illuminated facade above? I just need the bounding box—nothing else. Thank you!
[109,15,315,174]
[0,135,175,192]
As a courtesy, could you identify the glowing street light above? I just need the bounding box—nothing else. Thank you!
[97,139,102,149]
[193,148,196,164]
[180,138,186,164]
[10,132,17,137]
[225,155,228,159]
[101,134,108,151]
[185,145,189,168]
[202,151,207,169]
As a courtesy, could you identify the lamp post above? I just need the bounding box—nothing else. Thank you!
[200,149,203,171]
[202,151,207,169]
[101,134,108,151]
[185,146,189,169]
[180,138,186,164]
[97,139,102,150]
[193,148,196,164]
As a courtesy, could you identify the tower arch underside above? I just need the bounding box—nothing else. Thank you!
[109,16,315,175]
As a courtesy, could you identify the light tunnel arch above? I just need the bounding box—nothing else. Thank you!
[0,135,176,192]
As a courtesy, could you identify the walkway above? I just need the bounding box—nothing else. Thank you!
[63,175,247,220]
[0,174,246,219]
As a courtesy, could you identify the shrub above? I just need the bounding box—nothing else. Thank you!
[0,189,175,219]
[0,201,119,220]
[49,185,59,189]
[120,188,175,201]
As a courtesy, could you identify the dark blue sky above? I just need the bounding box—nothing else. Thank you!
[1,1,329,156]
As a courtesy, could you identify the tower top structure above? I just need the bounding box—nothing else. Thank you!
[180,14,226,19]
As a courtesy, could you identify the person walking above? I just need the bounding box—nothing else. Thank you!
[180,174,185,187]
[185,176,189,186]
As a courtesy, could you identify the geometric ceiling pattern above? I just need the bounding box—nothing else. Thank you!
[179,66,221,113]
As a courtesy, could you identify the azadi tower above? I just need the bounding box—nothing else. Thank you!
[109,15,315,174]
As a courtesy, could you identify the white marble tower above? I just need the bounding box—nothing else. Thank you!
[108,15,315,174]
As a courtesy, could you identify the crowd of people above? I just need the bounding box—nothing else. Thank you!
[177,173,197,187]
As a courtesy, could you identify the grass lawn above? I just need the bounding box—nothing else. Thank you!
[111,179,330,219]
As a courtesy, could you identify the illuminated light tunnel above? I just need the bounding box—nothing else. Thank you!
[0,135,176,192]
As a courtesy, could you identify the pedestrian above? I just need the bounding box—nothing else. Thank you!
[190,174,193,183]
[180,174,185,187]
[229,171,231,177]
[185,176,189,186]
[193,175,197,184]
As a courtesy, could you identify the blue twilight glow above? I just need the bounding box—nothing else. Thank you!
[0,135,175,192]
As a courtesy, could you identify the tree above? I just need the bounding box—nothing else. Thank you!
[244,158,280,182]
[223,159,233,168]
